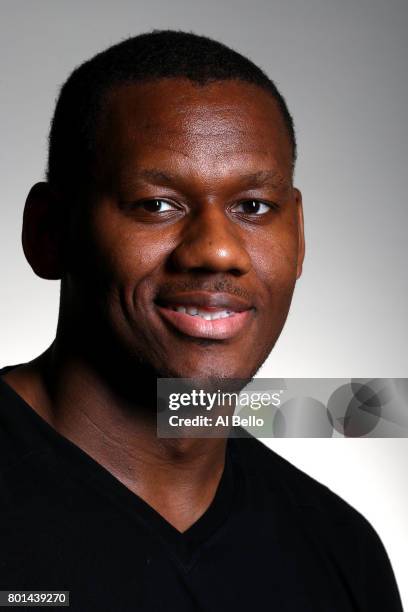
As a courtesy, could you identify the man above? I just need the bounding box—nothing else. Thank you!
[0,30,402,611]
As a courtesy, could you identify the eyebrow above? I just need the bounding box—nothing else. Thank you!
[136,169,176,185]
[125,168,288,190]
[236,170,287,189]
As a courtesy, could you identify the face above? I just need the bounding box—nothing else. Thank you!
[61,78,304,380]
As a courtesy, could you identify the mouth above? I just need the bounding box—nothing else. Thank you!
[154,291,255,340]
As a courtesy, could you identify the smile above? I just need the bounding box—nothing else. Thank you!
[154,290,255,340]
[169,306,236,320]
[156,304,254,340]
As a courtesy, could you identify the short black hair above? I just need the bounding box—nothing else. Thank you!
[47,29,296,196]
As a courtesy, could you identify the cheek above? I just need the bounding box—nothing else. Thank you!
[85,206,163,285]
[252,227,299,293]
[85,218,176,329]
[248,224,299,340]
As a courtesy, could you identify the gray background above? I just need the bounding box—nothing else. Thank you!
[1,0,407,604]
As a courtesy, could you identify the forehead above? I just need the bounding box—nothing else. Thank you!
[96,79,293,184]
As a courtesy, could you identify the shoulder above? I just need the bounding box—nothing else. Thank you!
[234,434,362,516]
[0,367,49,469]
[232,434,391,554]
[231,436,403,609]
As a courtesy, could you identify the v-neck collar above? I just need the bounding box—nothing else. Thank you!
[0,366,242,570]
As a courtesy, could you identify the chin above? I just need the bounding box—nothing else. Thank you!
[163,359,261,383]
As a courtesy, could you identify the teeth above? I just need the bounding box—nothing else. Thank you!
[173,306,235,320]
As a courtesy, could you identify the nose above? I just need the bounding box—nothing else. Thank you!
[169,205,252,276]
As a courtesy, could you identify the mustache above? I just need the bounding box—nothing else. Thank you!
[157,278,252,301]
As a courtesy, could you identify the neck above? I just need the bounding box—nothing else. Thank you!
[2,340,229,532]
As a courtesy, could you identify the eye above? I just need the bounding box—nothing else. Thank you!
[232,200,276,215]
[138,198,177,213]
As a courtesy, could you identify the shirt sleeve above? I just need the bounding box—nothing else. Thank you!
[360,520,403,611]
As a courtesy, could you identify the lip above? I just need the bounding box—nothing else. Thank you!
[154,290,255,340]
[155,291,252,312]
[156,304,254,340]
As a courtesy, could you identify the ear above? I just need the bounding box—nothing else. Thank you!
[22,182,64,280]
[293,187,305,279]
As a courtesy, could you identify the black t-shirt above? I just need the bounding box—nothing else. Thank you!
[0,366,403,611]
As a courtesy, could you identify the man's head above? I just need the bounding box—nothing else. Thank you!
[23,30,304,383]
[46,29,297,198]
